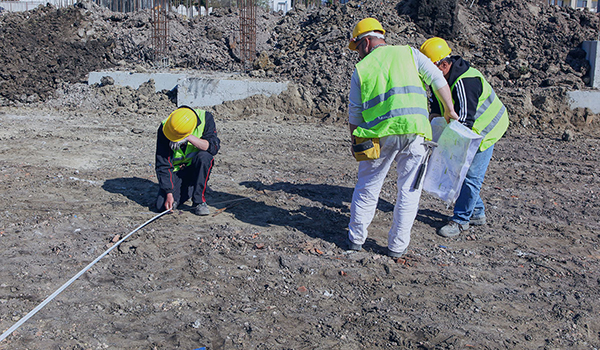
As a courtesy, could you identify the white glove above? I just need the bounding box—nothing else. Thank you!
[169,138,188,151]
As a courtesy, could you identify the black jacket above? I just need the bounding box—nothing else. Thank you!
[431,56,483,129]
[155,111,220,193]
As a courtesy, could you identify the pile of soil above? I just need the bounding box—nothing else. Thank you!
[1,0,599,133]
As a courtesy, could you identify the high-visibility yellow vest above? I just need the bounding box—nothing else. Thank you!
[162,109,206,172]
[352,45,432,140]
[443,67,509,151]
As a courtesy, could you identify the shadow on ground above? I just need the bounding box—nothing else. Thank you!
[102,177,398,253]
[416,208,449,230]
[102,177,159,210]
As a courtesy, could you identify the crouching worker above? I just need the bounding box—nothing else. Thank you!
[155,106,220,215]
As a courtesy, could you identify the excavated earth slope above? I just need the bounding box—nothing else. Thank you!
[0,0,599,133]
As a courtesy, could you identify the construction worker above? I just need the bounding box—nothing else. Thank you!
[346,18,459,257]
[420,37,509,237]
[155,106,220,215]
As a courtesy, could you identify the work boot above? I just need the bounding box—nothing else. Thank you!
[193,202,210,216]
[387,247,407,258]
[437,221,469,238]
[346,238,362,251]
[470,215,487,226]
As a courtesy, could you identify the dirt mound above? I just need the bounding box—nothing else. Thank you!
[0,0,599,132]
[0,4,114,102]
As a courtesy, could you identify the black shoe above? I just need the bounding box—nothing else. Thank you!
[346,238,362,251]
[438,221,469,238]
[193,202,210,216]
[387,247,407,258]
[470,215,487,226]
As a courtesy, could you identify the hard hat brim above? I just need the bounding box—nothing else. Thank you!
[163,114,197,142]
[166,131,193,142]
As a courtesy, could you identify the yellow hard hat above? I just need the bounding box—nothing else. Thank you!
[163,107,198,142]
[420,37,452,63]
[348,18,385,51]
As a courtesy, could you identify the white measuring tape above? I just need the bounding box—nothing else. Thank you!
[0,209,171,343]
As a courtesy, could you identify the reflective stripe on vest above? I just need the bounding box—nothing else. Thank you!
[447,67,509,151]
[353,45,432,140]
[162,109,206,172]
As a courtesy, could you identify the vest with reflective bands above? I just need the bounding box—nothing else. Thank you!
[444,67,509,151]
[353,45,432,140]
[162,109,206,172]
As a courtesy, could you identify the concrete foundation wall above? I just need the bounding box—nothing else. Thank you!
[88,71,184,92]
[88,71,289,108]
[568,41,600,112]
[177,77,288,107]
[582,41,600,88]
[568,90,600,113]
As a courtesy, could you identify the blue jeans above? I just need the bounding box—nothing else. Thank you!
[452,144,494,225]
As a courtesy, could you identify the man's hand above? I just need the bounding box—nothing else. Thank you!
[169,137,188,151]
[165,193,175,211]
[444,110,459,124]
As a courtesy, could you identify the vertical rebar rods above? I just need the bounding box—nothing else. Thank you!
[152,0,169,67]
[238,0,256,67]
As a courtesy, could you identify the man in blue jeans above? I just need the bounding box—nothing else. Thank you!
[420,37,509,237]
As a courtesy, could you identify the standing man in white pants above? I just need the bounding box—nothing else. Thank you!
[346,18,459,257]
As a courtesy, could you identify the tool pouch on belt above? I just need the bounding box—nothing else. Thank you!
[352,137,380,161]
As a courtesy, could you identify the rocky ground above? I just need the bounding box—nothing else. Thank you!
[0,0,600,349]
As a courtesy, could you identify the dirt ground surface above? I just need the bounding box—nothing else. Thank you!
[1,94,599,349]
[1,0,600,349]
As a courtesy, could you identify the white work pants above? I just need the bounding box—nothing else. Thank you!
[348,134,426,253]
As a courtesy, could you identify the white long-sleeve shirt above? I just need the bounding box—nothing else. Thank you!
[348,46,448,126]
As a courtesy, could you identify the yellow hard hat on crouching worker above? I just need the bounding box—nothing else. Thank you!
[163,107,198,142]
[420,37,452,63]
[348,18,386,51]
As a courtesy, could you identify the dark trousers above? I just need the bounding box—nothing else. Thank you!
[156,151,214,211]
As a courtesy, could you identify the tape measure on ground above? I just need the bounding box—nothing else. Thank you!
[0,209,171,343]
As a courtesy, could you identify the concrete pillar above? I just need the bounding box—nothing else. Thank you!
[582,41,600,88]
[570,0,577,8]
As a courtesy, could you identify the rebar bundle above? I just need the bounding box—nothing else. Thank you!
[152,0,169,67]
[238,0,256,67]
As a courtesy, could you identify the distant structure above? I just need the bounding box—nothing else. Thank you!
[0,0,77,12]
[0,0,345,14]
[268,0,291,13]
[0,0,214,14]
[548,0,599,12]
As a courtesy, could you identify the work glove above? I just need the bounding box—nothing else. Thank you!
[169,138,188,151]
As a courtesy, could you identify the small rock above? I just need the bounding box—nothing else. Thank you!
[562,129,574,141]
[100,76,114,86]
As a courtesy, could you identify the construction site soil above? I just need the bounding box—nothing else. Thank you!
[1,0,600,349]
